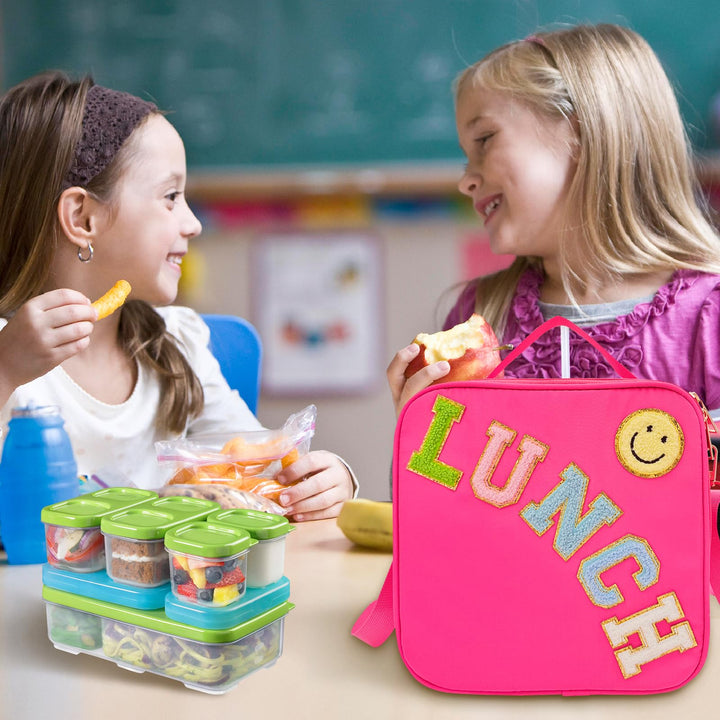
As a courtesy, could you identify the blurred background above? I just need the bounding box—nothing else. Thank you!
[2,1,719,501]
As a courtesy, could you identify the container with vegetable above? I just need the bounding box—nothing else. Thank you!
[46,602,103,651]
[42,585,293,694]
[42,488,157,573]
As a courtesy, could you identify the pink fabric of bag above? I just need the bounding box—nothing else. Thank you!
[353,317,716,695]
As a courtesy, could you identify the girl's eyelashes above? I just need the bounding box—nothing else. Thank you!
[165,191,181,204]
[475,132,494,148]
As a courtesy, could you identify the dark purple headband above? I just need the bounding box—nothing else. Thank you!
[63,84,157,189]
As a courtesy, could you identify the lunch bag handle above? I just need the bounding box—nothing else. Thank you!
[488,316,637,380]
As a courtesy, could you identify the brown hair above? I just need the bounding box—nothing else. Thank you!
[0,71,203,433]
[453,24,720,336]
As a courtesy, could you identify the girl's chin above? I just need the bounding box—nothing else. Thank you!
[486,238,514,256]
[143,285,179,308]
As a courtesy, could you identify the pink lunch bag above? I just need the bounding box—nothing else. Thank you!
[353,317,718,696]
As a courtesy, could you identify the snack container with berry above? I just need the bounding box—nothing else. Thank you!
[41,487,158,573]
[165,522,256,607]
[101,495,220,587]
[207,508,293,587]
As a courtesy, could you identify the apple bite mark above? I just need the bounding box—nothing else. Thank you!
[403,313,504,384]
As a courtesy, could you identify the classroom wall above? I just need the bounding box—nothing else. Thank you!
[186,176,720,503]
[185,215,478,502]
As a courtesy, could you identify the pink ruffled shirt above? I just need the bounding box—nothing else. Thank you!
[443,268,720,414]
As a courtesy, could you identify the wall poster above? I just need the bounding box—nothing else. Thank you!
[253,231,383,394]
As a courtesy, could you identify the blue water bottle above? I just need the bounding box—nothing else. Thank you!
[0,405,79,564]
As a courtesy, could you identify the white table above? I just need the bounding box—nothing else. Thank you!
[1,518,719,719]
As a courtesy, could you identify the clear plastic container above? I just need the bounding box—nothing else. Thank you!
[165,522,255,607]
[46,602,103,653]
[101,495,220,587]
[165,576,291,630]
[43,585,293,694]
[42,488,157,573]
[103,534,169,587]
[208,508,294,587]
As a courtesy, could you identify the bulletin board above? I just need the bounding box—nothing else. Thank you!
[252,232,383,394]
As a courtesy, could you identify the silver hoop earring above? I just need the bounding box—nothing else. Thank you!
[77,242,93,263]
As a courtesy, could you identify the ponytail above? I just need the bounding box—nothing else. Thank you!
[118,300,204,433]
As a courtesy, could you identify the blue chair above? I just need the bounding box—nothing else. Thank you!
[202,314,262,414]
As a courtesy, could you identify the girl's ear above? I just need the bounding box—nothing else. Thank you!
[56,187,104,252]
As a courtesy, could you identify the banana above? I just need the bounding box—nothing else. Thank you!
[337,498,393,552]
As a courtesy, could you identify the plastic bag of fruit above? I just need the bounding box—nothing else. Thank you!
[155,405,316,507]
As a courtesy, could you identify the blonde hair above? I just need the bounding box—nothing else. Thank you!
[454,24,720,335]
[0,71,203,433]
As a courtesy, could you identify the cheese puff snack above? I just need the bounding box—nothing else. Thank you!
[156,405,316,504]
[92,280,131,319]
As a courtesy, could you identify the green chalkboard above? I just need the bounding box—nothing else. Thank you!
[2,1,719,171]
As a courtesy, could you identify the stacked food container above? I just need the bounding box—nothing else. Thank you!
[40,489,294,694]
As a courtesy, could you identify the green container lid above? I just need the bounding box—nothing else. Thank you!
[164,521,256,557]
[208,508,294,540]
[41,488,158,529]
[101,495,219,541]
[42,585,293,644]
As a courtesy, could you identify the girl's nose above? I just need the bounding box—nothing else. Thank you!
[458,169,479,197]
[183,201,203,239]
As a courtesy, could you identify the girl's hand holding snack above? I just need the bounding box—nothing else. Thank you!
[274,449,354,522]
[387,344,450,417]
[387,315,502,417]
[0,288,95,399]
[157,405,354,522]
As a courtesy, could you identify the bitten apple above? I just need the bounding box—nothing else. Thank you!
[404,314,503,383]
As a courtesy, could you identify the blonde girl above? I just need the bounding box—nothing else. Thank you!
[389,24,720,416]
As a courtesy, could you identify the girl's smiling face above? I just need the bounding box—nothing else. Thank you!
[93,114,202,307]
[456,85,579,265]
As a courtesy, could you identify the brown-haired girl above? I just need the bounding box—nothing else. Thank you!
[0,71,355,520]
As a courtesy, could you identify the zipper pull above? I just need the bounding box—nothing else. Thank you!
[691,392,719,488]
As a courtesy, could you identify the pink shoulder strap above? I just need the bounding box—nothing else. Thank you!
[351,563,394,646]
[711,493,720,602]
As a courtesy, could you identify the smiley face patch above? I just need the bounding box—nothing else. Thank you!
[615,409,685,478]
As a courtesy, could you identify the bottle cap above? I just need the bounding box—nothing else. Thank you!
[11,404,61,418]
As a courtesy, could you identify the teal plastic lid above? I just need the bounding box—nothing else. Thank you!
[164,521,256,557]
[101,496,219,540]
[41,488,158,528]
[165,576,290,630]
[42,585,294,644]
[207,508,294,540]
[42,564,168,610]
